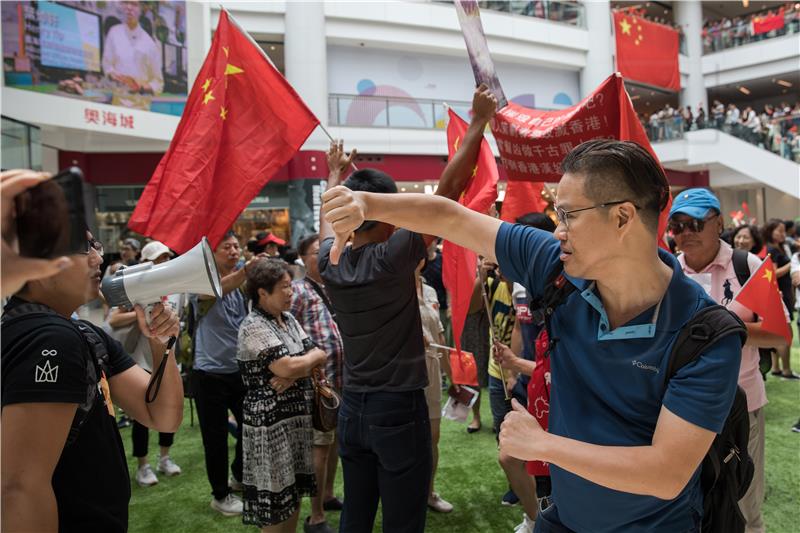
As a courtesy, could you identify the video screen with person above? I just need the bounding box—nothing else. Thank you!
[2,1,188,116]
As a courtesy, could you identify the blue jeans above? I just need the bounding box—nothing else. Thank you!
[337,389,432,533]
[488,375,528,435]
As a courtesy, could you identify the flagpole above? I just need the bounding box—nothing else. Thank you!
[221,6,358,171]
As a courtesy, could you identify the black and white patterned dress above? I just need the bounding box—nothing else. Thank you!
[237,307,316,527]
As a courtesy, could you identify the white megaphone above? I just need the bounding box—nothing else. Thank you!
[102,237,222,309]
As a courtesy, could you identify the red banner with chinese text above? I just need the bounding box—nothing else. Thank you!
[491,74,672,249]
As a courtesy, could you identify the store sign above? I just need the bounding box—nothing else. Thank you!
[84,107,135,130]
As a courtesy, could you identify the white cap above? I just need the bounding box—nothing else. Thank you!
[141,241,174,261]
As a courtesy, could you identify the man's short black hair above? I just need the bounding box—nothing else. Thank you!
[297,233,319,257]
[561,140,670,233]
[245,258,289,302]
[343,169,398,232]
[343,168,398,194]
[516,212,556,233]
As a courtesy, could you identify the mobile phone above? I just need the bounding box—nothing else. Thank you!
[15,167,88,258]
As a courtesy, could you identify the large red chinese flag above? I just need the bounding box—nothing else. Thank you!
[613,12,680,91]
[492,74,672,248]
[752,8,785,35]
[734,256,792,345]
[129,10,319,253]
[442,108,498,353]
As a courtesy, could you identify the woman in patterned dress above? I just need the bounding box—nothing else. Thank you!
[237,259,327,532]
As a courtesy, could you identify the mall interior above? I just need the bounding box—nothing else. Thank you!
[2,0,799,258]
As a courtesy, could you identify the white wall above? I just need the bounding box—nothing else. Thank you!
[702,34,800,88]
[328,45,579,108]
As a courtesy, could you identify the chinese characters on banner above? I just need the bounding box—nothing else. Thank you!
[84,107,135,129]
[491,74,627,182]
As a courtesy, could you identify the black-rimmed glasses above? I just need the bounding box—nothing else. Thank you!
[82,237,104,257]
[555,200,639,230]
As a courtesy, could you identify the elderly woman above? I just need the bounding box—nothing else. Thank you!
[237,259,327,532]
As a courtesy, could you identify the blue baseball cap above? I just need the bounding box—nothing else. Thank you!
[669,188,721,220]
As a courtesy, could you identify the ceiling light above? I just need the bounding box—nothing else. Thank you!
[400,187,406,192]
[269,45,276,51]
[738,86,751,95]
[413,184,419,189]
[631,95,641,100]
[776,79,792,87]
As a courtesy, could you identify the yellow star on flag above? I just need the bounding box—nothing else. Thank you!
[453,136,461,152]
[620,18,632,35]
[220,106,228,120]
[225,63,244,76]
[201,78,212,92]
[223,46,229,58]
[763,269,773,284]
[203,90,215,105]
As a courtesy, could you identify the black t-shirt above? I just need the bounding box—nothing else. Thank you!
[319,230,428,392]
[767,245,793,309]
[422,251,449,311]
[1,298,136,533]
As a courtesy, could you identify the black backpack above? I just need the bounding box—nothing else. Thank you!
[533,262,753,533]
[731,248,775,381]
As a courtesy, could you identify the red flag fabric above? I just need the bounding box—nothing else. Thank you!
[129,10,319,253]
[442,108,499,353]
[448,348,479,387]
[752,8,785,35]
[500,181,547,223]
[734,256,792,345]
[613,12,680,91]
[492,74,672,248]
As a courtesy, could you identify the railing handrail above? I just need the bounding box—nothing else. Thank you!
[431,0,586,28]
[329,92,471,107]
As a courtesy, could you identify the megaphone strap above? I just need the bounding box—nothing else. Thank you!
[145,335,177,404]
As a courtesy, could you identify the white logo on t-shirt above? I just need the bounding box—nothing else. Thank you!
[41,349,58,357]
[35,360,59,383]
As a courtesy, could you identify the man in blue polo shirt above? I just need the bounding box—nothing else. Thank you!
[321,139,741,532]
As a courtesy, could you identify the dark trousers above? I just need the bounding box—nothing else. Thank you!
[131,420,174,458]
[191,369,245,500]
[337,389,432,533]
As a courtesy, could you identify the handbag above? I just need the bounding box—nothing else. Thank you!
[311,367,340,432]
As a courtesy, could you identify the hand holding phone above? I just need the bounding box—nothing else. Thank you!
[0,169,76,297]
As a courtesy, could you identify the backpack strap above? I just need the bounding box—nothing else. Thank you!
[731,249,751,289]
[529,261,577,358]
[664,305,747,387]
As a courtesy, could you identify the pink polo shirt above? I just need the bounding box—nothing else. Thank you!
[678,241,786,412]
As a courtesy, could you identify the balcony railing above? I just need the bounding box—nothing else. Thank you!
[646,114,800,163]
[703,9,800,54]
[329,94,473,129]
[433,1,585,28]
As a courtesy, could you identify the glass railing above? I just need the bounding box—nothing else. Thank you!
[329,94,472,129]
[432,1,585,28]
[646,114,800,163]
[703,8,800,54]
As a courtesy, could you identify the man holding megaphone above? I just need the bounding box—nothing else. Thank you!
[1,231,184,533]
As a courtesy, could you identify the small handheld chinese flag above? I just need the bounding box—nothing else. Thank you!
[129,10,319,253]
[442,108,498,355]
[734,256,792,345]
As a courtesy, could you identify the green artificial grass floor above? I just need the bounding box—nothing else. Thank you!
[126,334,800,532]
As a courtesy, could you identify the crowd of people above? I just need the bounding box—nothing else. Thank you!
[2,93,799,533]
[703,2,800,54]
[642,99,800,162]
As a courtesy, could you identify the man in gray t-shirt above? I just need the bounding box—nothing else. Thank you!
[190,231,250,517]
[318,85,498,533]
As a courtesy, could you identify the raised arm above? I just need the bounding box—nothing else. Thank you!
[434,84,497,202]
[320,140,358,242]
[322,188,502,265]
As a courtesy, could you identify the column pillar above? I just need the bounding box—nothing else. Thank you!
[580,0,613,97]
[673,0,707,113]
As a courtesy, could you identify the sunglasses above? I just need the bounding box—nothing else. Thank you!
[82,237,104,256]
[668,214,718,235]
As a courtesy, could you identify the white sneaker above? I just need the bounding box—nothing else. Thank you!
[135,464,159,487]
[513,513,536,533]
[157,455,182,476]
[427,492,454,513]
[210,493,243,516]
